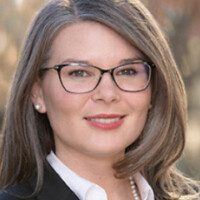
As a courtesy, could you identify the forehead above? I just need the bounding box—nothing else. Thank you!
[49,21,142,67]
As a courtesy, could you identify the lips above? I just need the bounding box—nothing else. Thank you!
[84,114,125,130]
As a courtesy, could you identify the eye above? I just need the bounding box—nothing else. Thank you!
[68,69,91,77]
[116,67,137,76]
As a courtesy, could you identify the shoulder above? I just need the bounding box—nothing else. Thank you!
[0,183,34,200]
[0,164,79,200]
[0,190,21,200]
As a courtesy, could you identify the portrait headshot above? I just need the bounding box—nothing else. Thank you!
[0,0,199,200]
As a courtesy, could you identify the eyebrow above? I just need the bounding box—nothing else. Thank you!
[58,56,144,66]
[59,59,91,65]
[119,57,144,64]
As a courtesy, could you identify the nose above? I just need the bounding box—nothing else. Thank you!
[91,73,120,104]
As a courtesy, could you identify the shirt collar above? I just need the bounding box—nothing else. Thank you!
[133,173,154,200]
[46,151,107,200]
[46,151,154,200]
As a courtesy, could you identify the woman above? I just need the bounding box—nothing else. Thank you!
[0,0,199,199]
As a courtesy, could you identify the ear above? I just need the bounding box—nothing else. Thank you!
[31,80,47,113]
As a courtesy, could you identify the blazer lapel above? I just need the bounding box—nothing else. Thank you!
[31,164,80,200]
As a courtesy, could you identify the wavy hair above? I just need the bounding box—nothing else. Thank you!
[0,0,199,199]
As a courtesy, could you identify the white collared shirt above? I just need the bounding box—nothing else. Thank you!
[47,151,154,200]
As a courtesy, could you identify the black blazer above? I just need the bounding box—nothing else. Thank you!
[0,164,80,200]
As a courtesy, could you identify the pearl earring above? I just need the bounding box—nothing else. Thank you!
[34,104,41,111]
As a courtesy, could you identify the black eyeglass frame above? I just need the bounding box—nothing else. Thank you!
[40,60,154,94]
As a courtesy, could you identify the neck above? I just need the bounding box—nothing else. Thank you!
[55,148,133,200]
[56,146,122,181]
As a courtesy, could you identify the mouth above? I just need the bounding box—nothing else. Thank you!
[84,114,126,130]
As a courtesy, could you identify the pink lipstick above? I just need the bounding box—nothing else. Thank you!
[84,114,125,130]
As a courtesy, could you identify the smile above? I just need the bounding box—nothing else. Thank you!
[84,114,125,130]
[90,117,121,124]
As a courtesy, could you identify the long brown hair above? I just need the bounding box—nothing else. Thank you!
[0,0,199,199]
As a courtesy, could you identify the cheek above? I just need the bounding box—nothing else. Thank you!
[126,89,151,111]
[42,91,83,139]
[126,94,151,145]
[41,80,89,121]
[125,90,151,133]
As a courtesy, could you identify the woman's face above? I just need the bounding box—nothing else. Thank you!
[33,21,151,159]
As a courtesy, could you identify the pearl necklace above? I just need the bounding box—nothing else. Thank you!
[129,176,141,200]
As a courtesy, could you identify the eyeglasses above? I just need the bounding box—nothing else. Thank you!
[40,60,153,94]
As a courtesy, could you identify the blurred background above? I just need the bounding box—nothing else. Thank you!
[0,0,199,179]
